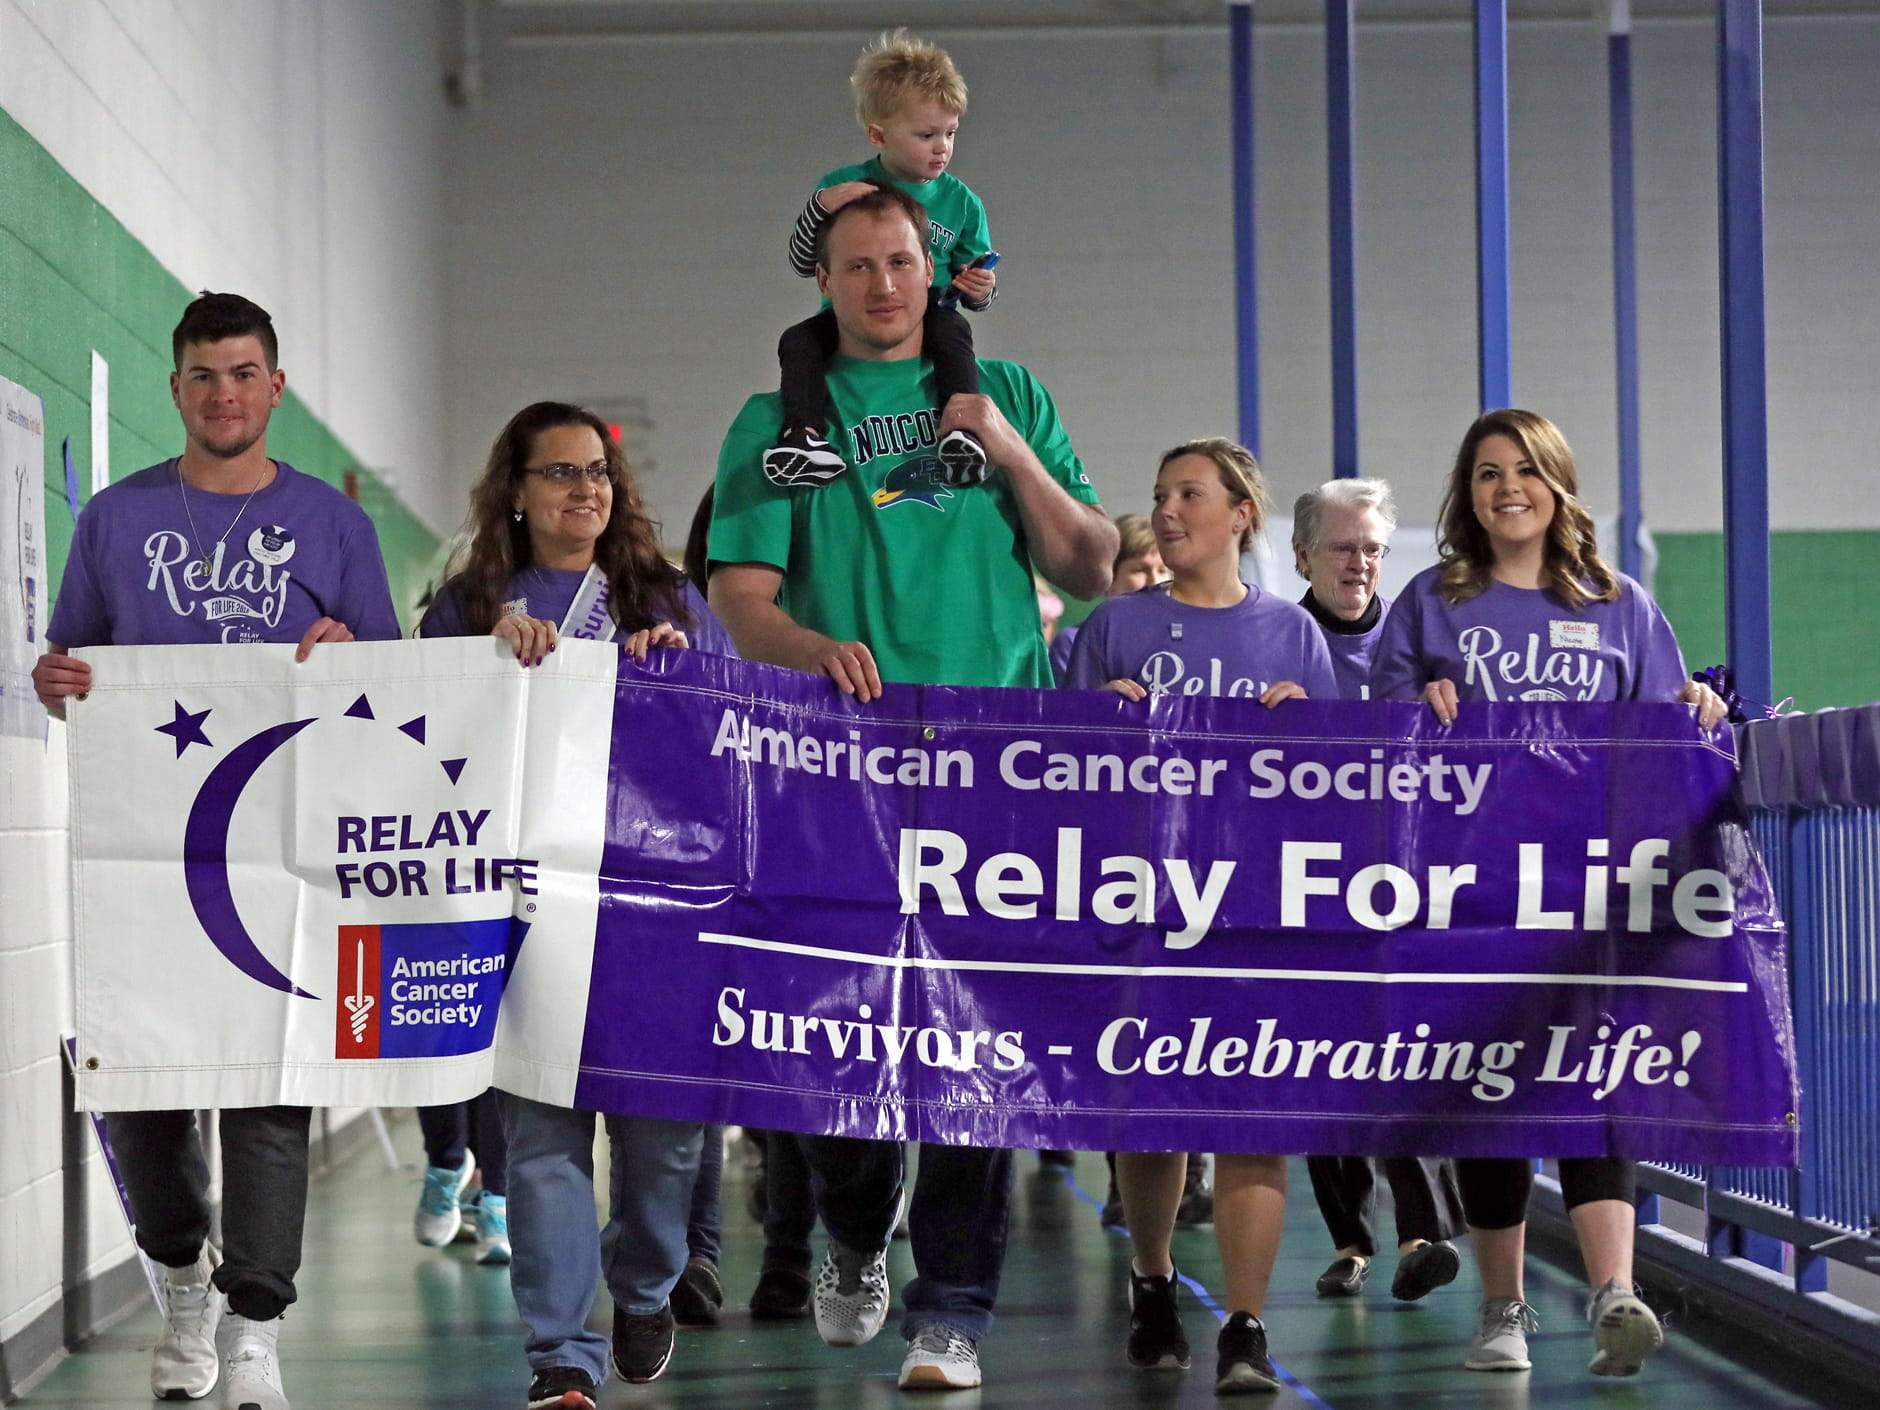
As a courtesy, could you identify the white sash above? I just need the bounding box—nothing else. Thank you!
[557,564,619,643]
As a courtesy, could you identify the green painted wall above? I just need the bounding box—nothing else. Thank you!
[1654,531,1880,713]
[0,106,437,631]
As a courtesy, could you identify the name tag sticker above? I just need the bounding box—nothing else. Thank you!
[1550,620,1599,651]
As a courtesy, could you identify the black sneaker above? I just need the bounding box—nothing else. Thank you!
[1126,1268,1190,1370]
[1391,1240,1460,1302]
[1315,1255,1369,1298]
[937,429,989,486]
[749,1266,811,1320]
[1215,1312,1280,1394]
[611,1303,675,1384]
[762,426,847,487]
[670,1257,724,1327]
[526,1364,597,1410]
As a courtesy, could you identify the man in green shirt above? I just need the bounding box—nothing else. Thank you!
[707,185,1115,1389]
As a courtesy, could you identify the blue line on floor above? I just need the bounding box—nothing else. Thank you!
[1057,1165,1337,1410]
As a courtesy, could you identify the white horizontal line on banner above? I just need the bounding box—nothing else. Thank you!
[695,933,1750,993]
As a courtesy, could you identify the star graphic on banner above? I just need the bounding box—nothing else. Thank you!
[156,701,214,757]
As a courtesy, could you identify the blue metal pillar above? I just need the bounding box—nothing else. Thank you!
[1717,0,1773,707]
[1474,0,1511,412]
[1325,0,1358,478]
[1607,1,1643,580]
[1230,1,1260,457]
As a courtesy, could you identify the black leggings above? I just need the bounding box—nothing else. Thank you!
[1456,1156,1636,1231]
[778,290,979,434]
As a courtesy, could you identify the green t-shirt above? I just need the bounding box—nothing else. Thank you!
[709,355,1097,689]
[817,157,991,281]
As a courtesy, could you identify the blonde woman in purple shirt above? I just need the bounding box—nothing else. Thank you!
[1370,409,1725,1379]
[1068,439,1333,1393]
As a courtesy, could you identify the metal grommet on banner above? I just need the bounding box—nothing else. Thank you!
[923,727,936,740]
[1786,1112,1798,1126]
[85,1056,99,1070]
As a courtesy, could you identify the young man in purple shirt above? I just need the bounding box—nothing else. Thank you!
[33,292,398,1410]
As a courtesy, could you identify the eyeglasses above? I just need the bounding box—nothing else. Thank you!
[1323,541,1390,562]
[525,460,614,485]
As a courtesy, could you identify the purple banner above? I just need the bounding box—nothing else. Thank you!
[574,653,1799,1167]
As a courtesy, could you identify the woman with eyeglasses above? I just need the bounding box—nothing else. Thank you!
[1066,438,1335,1394]
[1368,409,1725,1381]
[1290,478,1469,1306]
[421,402,736,1410]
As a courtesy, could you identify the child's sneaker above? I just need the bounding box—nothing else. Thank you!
[414,1153,473,1247]
[1587,1278,1664,1376]
[150,1248,222,1399]
[474,1193,511,1265]
[1214,1312,1280,1393]
[763,426,847,487]
[525,1364,597,1410]
[937,429,989,486]
[221,1314,289,1410]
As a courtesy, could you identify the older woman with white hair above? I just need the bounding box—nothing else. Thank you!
[1292,478,1468,1307]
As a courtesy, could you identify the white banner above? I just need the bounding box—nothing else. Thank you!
[1,375,47,740]
[70,637,618,1112]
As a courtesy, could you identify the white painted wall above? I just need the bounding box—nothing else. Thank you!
[439,13,1880,548]
[0,0,448,1363]
[0,0,454,532]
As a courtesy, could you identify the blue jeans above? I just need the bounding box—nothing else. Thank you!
[798,1136,1012,1341]
[500,1092,702,1379]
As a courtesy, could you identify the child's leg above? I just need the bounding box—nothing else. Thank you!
[765,311,846,486]
[777,310,841,434]
[925,294,990,486]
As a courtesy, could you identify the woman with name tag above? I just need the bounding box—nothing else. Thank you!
[1066,438,1335,1394]
[1368,408,1725,1381]
[421,401,736,1410]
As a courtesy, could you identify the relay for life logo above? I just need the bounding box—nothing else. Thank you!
[160,687,530,1059]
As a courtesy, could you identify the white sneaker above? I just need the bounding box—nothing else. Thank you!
[151,1248,223,1400]
[413,1153,474,1247]
[1587,1279,1664,1376]
[221,1314,289,1410]
[812,1237,891,1348]
[899,1326,982,1390]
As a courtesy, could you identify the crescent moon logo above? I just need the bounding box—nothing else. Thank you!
[183,718,319,997]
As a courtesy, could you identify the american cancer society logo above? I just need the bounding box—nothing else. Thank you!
[157,687,534,1060]
[335,918,520,1059]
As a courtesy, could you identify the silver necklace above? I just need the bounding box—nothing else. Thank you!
[177,459,268,575]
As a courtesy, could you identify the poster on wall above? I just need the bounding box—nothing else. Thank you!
[0,374,48,740]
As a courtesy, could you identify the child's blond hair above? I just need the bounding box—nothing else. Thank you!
[851,29,967,127]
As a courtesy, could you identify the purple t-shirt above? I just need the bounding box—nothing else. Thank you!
[48,460,399,647]
[1368,566,1688,705]
[1065,582,1339,700]
[1303,592,1391,702]
[420,568,738,659]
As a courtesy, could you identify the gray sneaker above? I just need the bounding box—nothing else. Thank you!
[1465,1298,1539,1372]
[812,1237,891,1347]
[1587,1279,1664,1376]
[221,1314,289,1410]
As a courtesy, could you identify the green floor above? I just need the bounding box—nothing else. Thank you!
[17,1138,1864,1409]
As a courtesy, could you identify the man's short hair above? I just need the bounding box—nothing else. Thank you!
[814,185,930,272]
[852,28,967,127]
[1292,477,1398,549]
[172,292,278,370]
